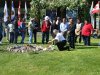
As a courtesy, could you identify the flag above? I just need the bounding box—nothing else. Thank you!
[92,2,100,14]
[4,1,8,22]
[18,1,21,18]
[90,1,94,28]
[24,2,27,19]
[11,1,15,21]
[90,1,93,15]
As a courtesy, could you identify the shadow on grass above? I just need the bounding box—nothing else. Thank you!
[91,43,99,46]
[0,49,8,53]
[77,46,98,49]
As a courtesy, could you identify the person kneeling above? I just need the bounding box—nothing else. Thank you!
[48,29,69,51]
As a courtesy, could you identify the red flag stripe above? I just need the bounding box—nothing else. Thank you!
[92,2,100,14]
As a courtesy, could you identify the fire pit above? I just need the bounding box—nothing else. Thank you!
[7,44,55,53]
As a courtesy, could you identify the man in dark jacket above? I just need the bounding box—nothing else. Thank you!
[67,18,76,49]
[32,18,39,44]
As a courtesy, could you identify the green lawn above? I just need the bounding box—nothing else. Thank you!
[0,35,100,75]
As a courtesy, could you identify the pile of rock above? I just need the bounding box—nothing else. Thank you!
[7,44,55,53]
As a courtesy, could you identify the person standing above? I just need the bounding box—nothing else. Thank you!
[19,18,26,44]
[0,17,3,44]
[75,19,83,43]
[51,19,59,38]
[32,18,39,44]
[8,21,14,43]
[41,16,51,44]
[14,18,19,44]
[60,18,69,38]
[56,17,61,31]
[67,18,76,49]
[28,18,34,44]
[4,16,10,41]
[82,19,93,46]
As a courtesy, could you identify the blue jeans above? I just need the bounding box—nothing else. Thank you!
[28,30,33,44]
[82,35,90,46]
[42,32,49,44]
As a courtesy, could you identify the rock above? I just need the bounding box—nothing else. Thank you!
[7,44,55,53]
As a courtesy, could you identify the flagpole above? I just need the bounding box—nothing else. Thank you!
[10,0,12,20]
[98,1,100,47]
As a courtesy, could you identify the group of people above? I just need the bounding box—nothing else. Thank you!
[0,15,95,51]
[43,16,94,50]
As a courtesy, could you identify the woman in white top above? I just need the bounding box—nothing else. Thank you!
[75,19,83,43]
[48,29,69,51]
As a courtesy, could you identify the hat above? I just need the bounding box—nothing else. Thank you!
[45,16,49,20]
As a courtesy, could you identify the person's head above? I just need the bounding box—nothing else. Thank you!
[53,29,59,35]
[62,18,66,24]
[84,19,89,24]
[22,18,25,22]
[45,16,49,21]
[18,17,22,21]
[77,18,81,24]
[11,11,14,15]
[30,18,34,22]
[53,20,56,24]
[57,17,60,21]
[69,18,73,24]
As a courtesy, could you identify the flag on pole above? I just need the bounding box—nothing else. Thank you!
[4,1,8,22]
[18,1,21,18]
[92,2,100,14]
[24,2,27,19]
[90,1,94,28]
[11,1,15,22]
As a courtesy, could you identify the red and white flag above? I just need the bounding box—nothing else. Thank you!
[18,1,21,18]
[89,1,94,28]
[92,2,100,14]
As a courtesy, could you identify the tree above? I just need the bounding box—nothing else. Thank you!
[30,0,96,23]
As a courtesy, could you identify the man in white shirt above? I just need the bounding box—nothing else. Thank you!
[60,18,69,38]
[48,29,69,51]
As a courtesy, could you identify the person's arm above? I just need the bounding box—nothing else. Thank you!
[60,23,62,32]
[41,21,44,32]
[90,24,94,35]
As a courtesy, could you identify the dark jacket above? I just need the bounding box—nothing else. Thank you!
[68,24,76,36]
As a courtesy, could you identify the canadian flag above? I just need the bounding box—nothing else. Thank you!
[18,1,21,18]
[92,2,100,14]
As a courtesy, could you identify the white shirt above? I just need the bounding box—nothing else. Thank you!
[60,22,68,32]
[8,23,14,32]
[76,23,82,30]
[55,33,65,42]
[28,21,33,30]
[4,17,8,22]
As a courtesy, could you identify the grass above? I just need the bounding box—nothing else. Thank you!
[0,34,100,75]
